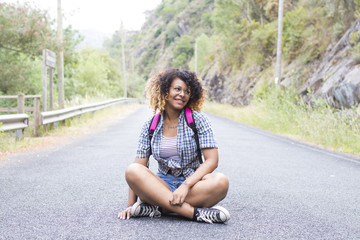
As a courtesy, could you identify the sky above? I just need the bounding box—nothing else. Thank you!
[3,0,163,34]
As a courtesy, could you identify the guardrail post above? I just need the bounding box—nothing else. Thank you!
[34,96,41,137]
[17,94,25,114]
[16,93,25,140]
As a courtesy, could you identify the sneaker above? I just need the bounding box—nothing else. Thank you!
[195,206,230,224]
[131,201,161,218]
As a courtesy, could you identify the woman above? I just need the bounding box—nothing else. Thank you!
[118,69,230,224]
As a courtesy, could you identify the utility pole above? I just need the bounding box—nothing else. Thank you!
[120,21,127,98]
[57,0,64,108]
[194,41,198,73]
[275,0,284,85]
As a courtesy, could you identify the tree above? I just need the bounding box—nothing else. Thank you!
[172,35,194,69]
[0,2,56,95]
[77,48,122,98]
[0,2,55,56]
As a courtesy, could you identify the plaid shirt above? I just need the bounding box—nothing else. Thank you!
[136,109,218,178]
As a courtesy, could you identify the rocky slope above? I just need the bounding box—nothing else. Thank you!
[128,1,360,109]
[299,18,360,108]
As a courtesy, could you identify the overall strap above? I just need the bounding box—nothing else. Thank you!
[148,112,161,156]
[185,108,203,164]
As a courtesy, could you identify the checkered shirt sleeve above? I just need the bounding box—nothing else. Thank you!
[193,111,218,149]
[135,117,152,159]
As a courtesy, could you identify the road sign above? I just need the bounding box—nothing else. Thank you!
[45,49,56,68]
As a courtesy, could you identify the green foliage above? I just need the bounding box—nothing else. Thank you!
[244,22,277,67]
[350,42,360,64]
[350,32,359,46]
[76,48,122,98]
[282,8,306,61]
[160,6,176,23]
[0,122,4,137]
[282,6,329,64]
[189,33,212,72]
[154,27,162,38]
[213,0,265,66]
[157,0,189,23]
[171,35,194,69]
[165,21,179,45]
[0,2,83,102]
[0,2,56,96]
[0,2,56,56]
[206,87,360,154]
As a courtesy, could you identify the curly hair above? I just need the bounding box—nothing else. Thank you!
[146,69,205,113]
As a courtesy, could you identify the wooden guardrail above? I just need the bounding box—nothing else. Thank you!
[0,94,41,113]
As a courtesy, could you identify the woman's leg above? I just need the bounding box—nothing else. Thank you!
[125,163,194,219]
[185,172,229,208]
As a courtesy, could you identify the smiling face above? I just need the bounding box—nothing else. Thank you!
[165,78,190,111]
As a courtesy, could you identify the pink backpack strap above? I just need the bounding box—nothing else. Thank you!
[185,107,194,127]
[148,112,161,156]
[149,112,161,133]
[184,108,202,164]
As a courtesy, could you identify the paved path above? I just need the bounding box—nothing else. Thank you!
[1,106,360,239]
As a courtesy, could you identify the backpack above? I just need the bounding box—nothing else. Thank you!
[148,107,202,164]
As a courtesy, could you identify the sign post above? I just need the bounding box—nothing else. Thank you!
[42,49,56,111]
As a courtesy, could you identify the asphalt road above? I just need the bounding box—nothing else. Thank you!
[1,106,360,239]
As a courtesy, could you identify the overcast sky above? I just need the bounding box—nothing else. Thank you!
[3,0,162,34]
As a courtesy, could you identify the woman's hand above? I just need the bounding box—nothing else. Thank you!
[117,206,132,220]
[169,182,190,206]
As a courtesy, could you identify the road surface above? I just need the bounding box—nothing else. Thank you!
[1,106,359,239]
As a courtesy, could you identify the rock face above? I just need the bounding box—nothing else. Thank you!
[299,18,360,108]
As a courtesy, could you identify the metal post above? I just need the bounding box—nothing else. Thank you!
[42,50,47,111]
[49,68,53,110]
[49,67,54,130]
[275,0,284,85]
[194,41,198,73]
[57,0,65,109]
[34,96,41,137]
[121,21,127,98]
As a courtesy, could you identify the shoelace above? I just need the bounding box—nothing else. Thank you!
[196,209,220,224]
[139,204,161,218]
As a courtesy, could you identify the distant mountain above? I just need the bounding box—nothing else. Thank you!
[77,29,112,49]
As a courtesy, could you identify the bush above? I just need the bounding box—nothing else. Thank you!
[165,21,179,45]
[188,33,212,72]
[283,8,306,61]
[171,35,194,69]
[244,22,277,68]
[160,6,176,23]
[154,27,162,38]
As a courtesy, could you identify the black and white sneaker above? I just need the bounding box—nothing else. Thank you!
[195,206,230,224]
[131,201,161,218]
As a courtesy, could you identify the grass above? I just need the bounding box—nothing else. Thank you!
[204,87,360,156]
[0,103,141,158]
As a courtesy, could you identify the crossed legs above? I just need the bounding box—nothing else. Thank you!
[125,163,229,219]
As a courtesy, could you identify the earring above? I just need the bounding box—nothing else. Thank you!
[165,93,169,101]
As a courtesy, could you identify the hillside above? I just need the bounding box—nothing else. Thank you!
[107,0,360,109]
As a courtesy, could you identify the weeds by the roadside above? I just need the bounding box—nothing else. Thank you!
[205,87,360,155]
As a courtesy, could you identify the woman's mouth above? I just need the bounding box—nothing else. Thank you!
[175,99,185,104]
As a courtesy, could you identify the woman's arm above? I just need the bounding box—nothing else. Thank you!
[170,148,218,206]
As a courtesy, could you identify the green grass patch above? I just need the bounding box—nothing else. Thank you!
[205,87,360,155]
